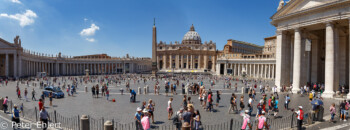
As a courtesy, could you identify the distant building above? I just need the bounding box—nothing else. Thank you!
[0,36,151,78]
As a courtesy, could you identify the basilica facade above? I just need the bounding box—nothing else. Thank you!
[154,24,217,73]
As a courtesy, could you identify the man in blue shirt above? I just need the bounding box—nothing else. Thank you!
[12,104,21,129]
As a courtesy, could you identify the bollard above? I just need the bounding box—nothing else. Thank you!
[104,120,113,130]
[0,98,3,110]
[85,86,88,92]
[181,122,191,130]
[144,87,147,94]
[146,85,149,93]
[138,87,141,95]
[241,88,244,94]
[80,115,90,130]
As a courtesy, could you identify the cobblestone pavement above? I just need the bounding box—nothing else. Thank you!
[0,75,344,128]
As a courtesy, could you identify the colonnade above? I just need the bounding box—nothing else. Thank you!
[157,54,216,71]
[21,61,133,76]
[221,62,275,79]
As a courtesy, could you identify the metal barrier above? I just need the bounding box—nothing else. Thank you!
[5,103,317,130]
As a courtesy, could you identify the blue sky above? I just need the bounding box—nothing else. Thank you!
[0,0,280,58]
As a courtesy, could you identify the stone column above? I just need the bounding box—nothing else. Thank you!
[253,64,256,78]
[272,64,275,79]
[292,28,302,93]
[212,55,216,71]
[157,55,160,70]
[163,55,166,69]
[257,64,260,78]
[176,54,179,69]
[324,22,335,98]
[191,55,193,69]
[181,55,184,69]
[249,64,252,77]
[18,55,22,77]
[204,55,207,70]
[238,64,241,76]
[348,19,350,99]
[186,55,189,69]
[268,64,271,79]
[14,53,17,78]
[5,54,9,77]
[169,55,172,69]
[275,31,286,90]
[234,63,236,76]
[198,55,201,69]
[224,63,227,75]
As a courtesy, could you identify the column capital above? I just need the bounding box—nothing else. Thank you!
[325,21,334,27]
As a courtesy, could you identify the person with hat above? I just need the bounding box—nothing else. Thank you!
[12,104,21,128]
[257,111,269,130]
[141,109,150,130]
[241,110,252,130]
[135,107,143,130]
[294,106,304,130]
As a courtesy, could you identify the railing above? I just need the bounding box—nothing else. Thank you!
[5,102,315,130]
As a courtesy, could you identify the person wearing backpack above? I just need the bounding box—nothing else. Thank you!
[241,110,252,130]
[294,106,304,130]
[257,111,269,130]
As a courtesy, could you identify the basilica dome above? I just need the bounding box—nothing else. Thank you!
[182,24,201,44]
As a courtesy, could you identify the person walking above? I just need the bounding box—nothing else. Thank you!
[294,106,304,130]
[240,95,245,113]
[106,89,110,100]
[257,111,269,130]
[329,103,336,123]
[147,99,155,124]
[194,110,201,130]
[12,104,21,129]
[228,93,236,114]
[49,92,53,106]
[38,99,44,111]
[91,86,95,98]
[135,107,143,130]
[40,107,50,130]
[216,90,221,107]
[285,94,290,110]
[168,98,173,120]
[340,100,347,121]
[2,96,8,113]
[248,96,253,116]
[241,110,252,130]
[24,88,28,101]
[31,88,36,101]
[141,110,150,130]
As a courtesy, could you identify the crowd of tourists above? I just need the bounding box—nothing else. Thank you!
[2,74,350,130]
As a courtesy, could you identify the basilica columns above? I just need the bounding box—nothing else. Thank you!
[292,28,302,93]
[324,22,335,98]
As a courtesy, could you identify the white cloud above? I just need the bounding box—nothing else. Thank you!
[80,23,99,36]
[11,0,21,4]
[85,38,95,42]
[0,10,37,27]
[84,18,88,21]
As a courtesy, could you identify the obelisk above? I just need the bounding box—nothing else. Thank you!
[152,18,157,76]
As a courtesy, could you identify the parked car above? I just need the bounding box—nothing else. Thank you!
[43,86,65,98]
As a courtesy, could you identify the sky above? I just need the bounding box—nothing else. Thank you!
[0,0,281,58]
